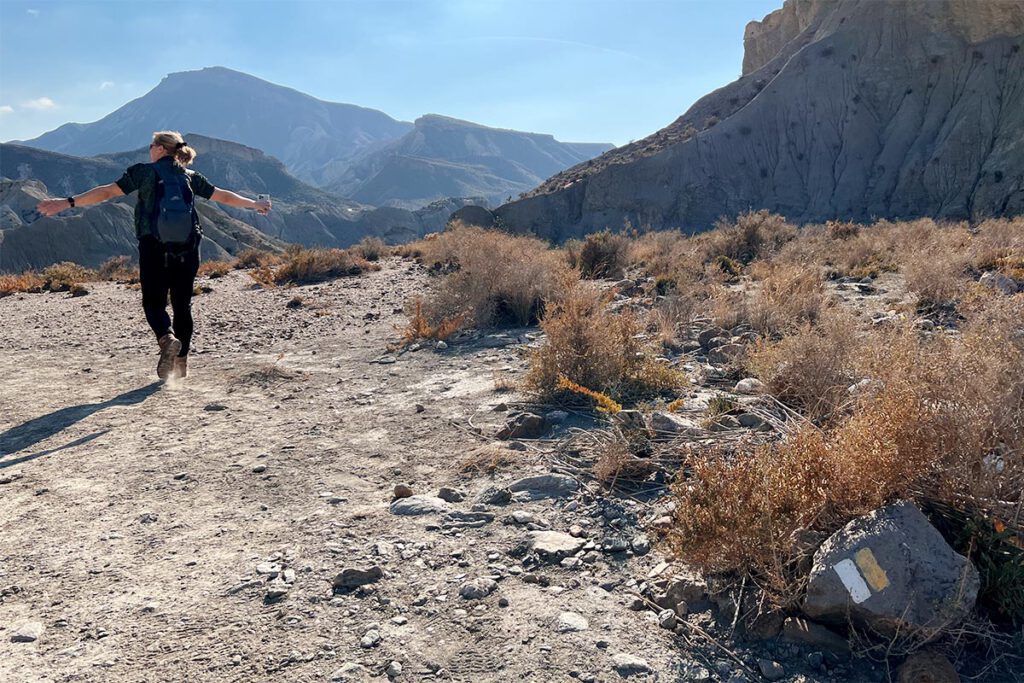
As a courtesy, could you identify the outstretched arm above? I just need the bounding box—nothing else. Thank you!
[37,183,124,217]
[210,188,271,215]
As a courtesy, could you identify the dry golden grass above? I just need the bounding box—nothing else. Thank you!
[250,246,379,286]
[97,255,139,283]
[593,440,659,487]
[352,236,390,262]
[567,229,631,278]
[234,248,284,270]
[398,298,465,346]
[459,445,519,475]
[0,272,46,297]
[524,283,686,406]
[40,262,95,292]
[748,262,833,336]
[197,260,234,279]
[669,297,1024,607]
[746,309,860,423]
[700,210,797,266]
[413,224,575,329]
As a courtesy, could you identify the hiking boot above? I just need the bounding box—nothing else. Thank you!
[173,355,188,379]
[157,333,182,380]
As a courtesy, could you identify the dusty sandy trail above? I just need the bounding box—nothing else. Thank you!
[0,261,694,683]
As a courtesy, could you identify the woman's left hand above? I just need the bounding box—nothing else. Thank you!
[37,198,72,217]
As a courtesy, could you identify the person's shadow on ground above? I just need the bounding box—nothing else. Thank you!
[0,382,162,468]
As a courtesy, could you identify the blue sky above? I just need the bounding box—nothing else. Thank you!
[0,0,782,146]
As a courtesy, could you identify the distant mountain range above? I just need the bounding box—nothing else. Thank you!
[322,114,611,209]
[13,66,611,210]
[0,136,481,271]
[496,0,1024,238]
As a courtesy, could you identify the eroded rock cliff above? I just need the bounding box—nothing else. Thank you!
[497,0,1024,241]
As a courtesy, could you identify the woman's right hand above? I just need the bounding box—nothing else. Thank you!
[37,198,71,217]
[254,198,272,215]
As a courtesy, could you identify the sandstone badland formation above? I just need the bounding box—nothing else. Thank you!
[495,0,1024,240]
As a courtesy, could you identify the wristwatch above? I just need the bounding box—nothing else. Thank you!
[66,196,76,208]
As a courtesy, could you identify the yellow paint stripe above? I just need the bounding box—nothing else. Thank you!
[854,548,889,593]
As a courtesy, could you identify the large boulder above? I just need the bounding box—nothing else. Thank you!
[803,501,978,639]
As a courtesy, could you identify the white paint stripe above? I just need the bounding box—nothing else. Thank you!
[833,558,872,604]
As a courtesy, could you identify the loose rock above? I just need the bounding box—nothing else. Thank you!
[897,650,960,683]
[734,377,765,394]
[496,413,546,440]
[333,566,384,590]
[508,473,578,500]
[758,659,785,681]
[389,495,449,516]
[527,530,586,559]
[10,621,43,643]
[459,578,498,600]
[611,653,652,677]
[804,501,979,639]
[555,611,589,632]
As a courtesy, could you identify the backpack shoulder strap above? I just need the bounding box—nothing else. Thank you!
[151,162,192,199]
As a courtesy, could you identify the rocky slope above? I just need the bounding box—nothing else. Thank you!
[323,115,612,209]
[496,0,1024,240]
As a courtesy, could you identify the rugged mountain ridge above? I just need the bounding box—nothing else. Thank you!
[0,177,284,273]
[496,0,1024,240]
[14,67,611,210]
[324,115,612,209]
[0,137,473,271]
[15,67,412,186]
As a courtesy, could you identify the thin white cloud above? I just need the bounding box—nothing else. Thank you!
[0,105,13,114]
[22,97,56,110]
[99,81,115,90]
[26,8,39,16]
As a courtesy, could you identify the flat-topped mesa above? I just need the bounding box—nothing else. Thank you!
[498,0,1024,241]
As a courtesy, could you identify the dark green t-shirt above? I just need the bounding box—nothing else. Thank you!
[115,157,216,239]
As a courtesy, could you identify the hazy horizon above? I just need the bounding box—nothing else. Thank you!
[0,0,781,147]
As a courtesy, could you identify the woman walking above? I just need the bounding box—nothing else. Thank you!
[37,131,272,381]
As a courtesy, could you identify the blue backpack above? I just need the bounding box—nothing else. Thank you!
[151,162,199,247]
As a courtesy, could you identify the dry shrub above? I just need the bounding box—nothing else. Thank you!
[707,284,749,330]
[670,297,1024,610]
[969,217,1024,278]
[622,229,688,280]
[353,236,389,262]
[569,230,630,279]
[0,272,46,296]
[593,440,659,487]
[699,210,796,266]
[40,262,94,291]
[749,263,832,335]
[97,255,139,282]
[460,445,518,475]
[252,246,378,286]
[197,260,234,279]
[746,310,860,423]
[524,283,686,405]
[826,220,861,240]
[419,224,574,328]
[399,297,465,345]
[901,224,973,308]
[234,248,283,270]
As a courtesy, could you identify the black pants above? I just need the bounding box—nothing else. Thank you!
[138,237,200,356]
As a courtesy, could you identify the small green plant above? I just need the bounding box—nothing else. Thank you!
[707,395,737,416]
